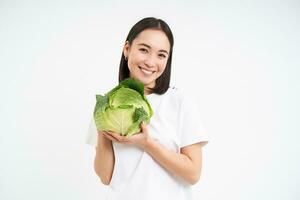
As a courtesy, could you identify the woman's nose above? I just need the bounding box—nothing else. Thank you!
[144,54,156,68]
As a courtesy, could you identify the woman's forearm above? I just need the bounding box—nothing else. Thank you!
[94,133,115,185]
[144,138,202,185]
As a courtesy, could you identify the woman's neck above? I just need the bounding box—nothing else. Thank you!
[144,87,152,95]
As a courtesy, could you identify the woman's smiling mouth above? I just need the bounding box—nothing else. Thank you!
[139,66,155,75]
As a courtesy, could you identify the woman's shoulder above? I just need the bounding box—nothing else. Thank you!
[166,86,189,99]
[162,86,186,104]
[153,86,196,107]
[165,86,199,108]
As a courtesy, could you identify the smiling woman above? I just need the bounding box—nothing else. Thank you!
[123,29,170,95]
[86,17,209,200]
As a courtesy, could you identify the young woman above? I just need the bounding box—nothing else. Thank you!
[86,17,209,200]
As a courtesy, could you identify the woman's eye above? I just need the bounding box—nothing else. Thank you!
[139,48,148,53]
[158,54,166,59]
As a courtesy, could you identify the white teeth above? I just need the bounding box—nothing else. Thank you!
[140,67,153,75]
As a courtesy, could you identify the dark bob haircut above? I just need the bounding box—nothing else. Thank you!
[118,17,174,94]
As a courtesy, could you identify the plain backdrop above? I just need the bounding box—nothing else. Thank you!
[1,0,299,199]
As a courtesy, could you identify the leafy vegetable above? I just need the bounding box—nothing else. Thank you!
[93,78,153,137]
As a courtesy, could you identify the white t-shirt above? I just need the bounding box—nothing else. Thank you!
[86,87,209,200]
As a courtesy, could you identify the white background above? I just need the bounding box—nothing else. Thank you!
[1,0,299,199]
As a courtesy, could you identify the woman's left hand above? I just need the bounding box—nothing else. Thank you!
[103,122,152,150]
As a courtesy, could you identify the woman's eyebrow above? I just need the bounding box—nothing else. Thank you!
[137,43,169,54]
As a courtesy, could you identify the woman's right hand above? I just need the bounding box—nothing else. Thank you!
[100,123,153,150]
[98,131,119,143]
[97,131,114,147]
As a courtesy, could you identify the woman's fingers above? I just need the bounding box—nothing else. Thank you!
[106,131,130,143]
[99,127,150,149]
[140,122,148,134]
[102,131,118,142]
[98,130,135,144]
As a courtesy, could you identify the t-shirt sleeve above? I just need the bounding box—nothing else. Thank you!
[178,95,209,148]
[85,117,98,147]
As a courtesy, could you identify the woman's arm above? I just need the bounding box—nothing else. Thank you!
[145,139,204,185]
[94,131,115,185]
[103,123,206,185]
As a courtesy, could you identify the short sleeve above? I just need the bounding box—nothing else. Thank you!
[85,117,98,147]
[178,95,209,148]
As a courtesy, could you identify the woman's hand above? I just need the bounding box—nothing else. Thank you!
[102,122,152,150]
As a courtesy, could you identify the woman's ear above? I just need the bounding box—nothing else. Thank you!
[123,41,130,58]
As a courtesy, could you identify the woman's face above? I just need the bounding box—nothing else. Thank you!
[123,29,170,94]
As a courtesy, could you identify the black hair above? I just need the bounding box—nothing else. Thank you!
[118,17,174,94]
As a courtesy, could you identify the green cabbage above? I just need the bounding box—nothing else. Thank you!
[93,78,153,137]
